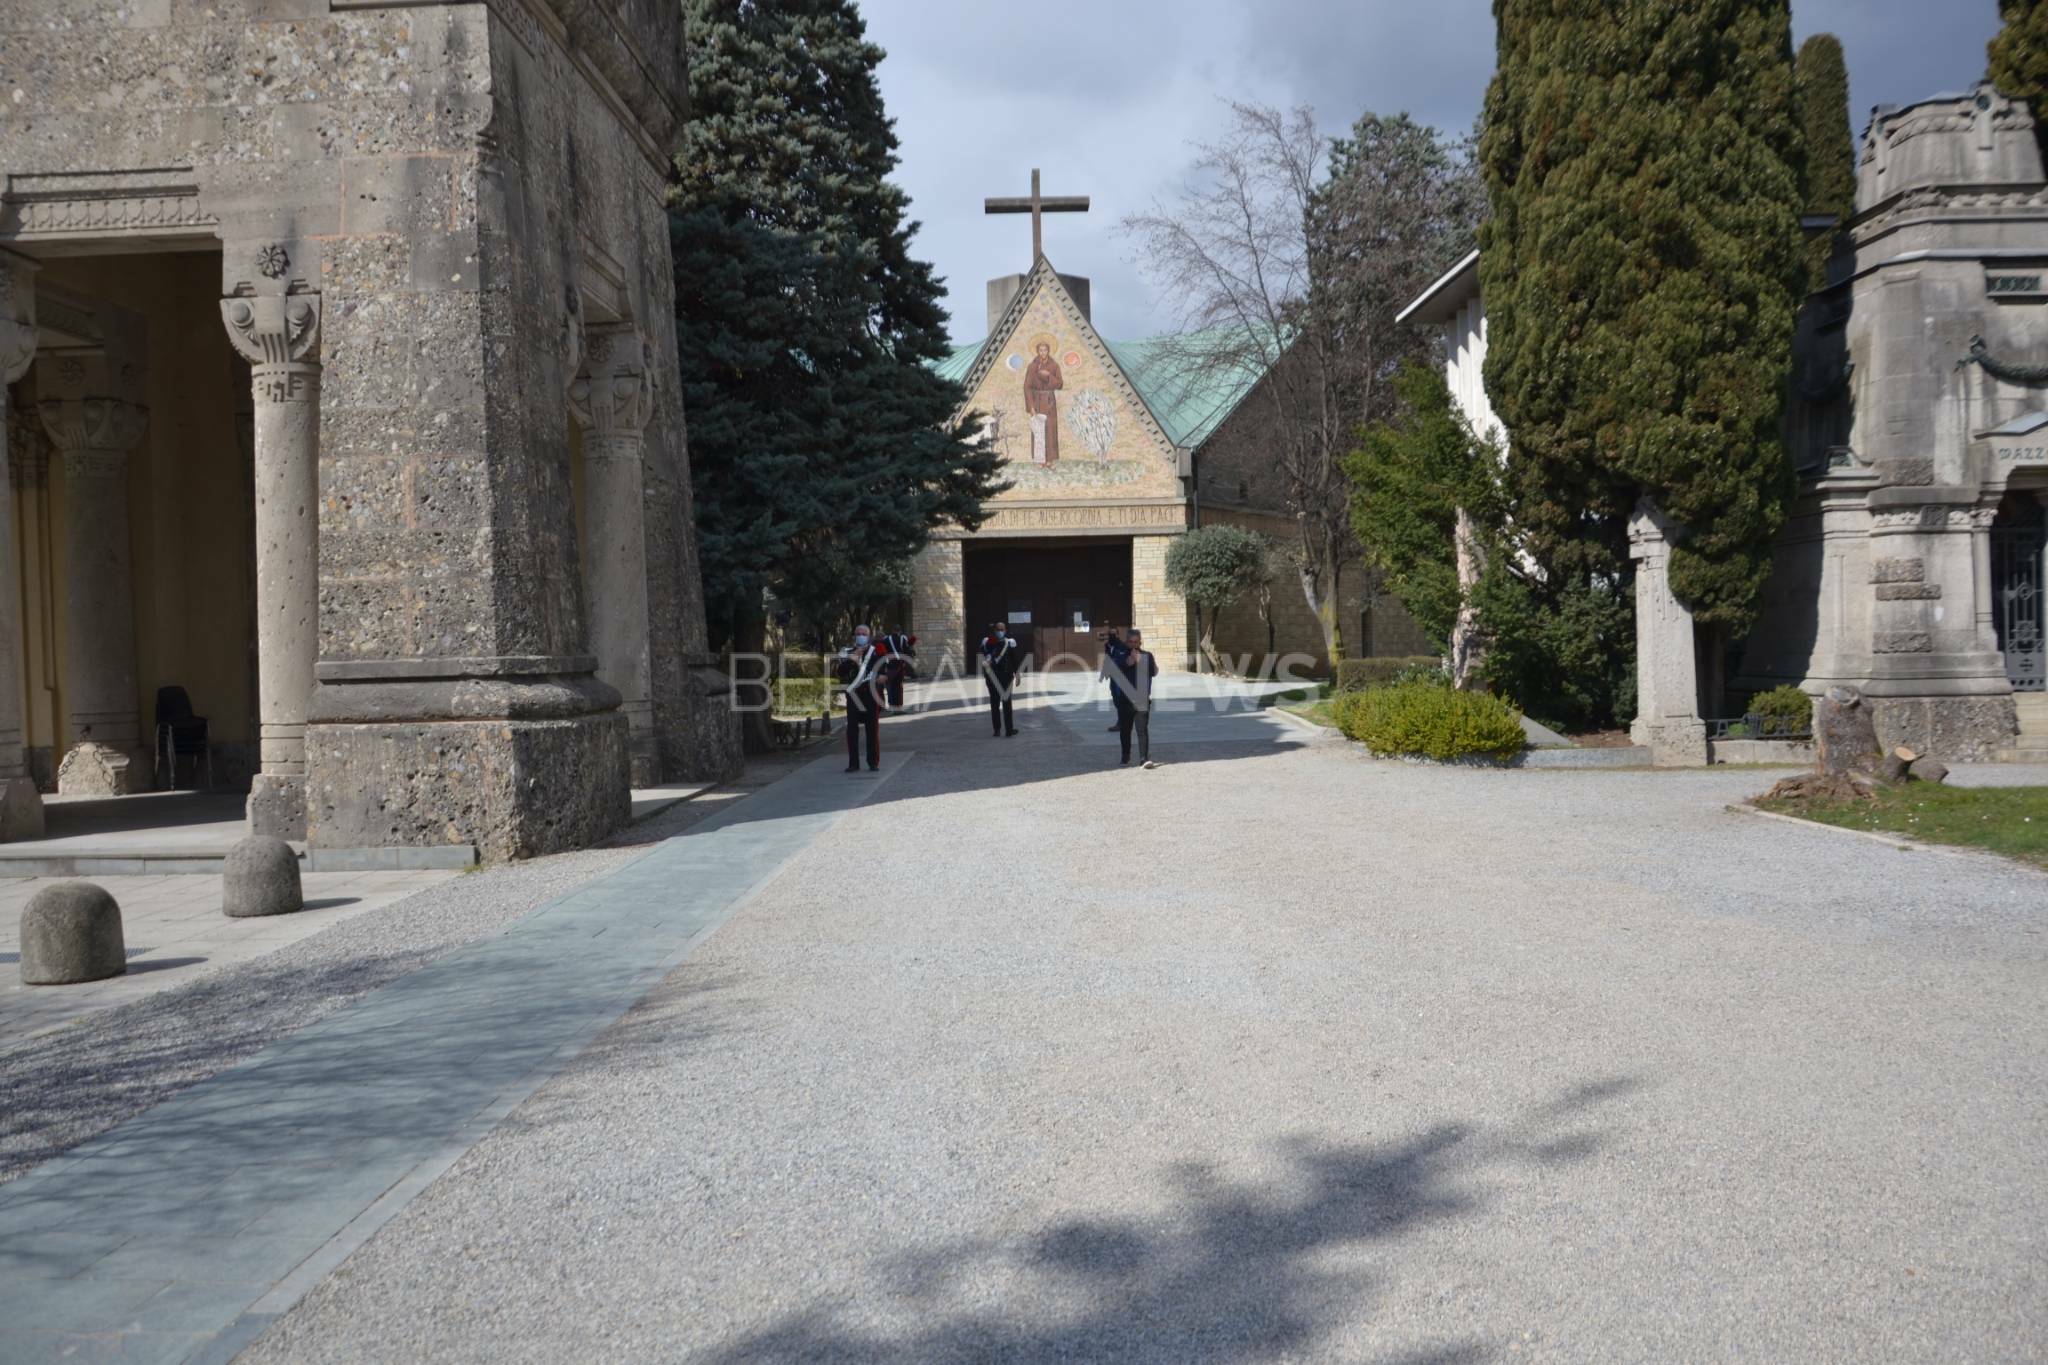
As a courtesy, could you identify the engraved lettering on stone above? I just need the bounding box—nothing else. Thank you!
[1871,556,1925,584]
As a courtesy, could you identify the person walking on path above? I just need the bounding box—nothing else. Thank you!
[1106,626,1159,767]
[980,622,1023,737]
[835,624,887,772]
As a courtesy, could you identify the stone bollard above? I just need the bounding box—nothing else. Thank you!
[19,882,126,985]
[224,835,304,918]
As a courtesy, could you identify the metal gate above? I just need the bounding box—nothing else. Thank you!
[1993,512,2046,692]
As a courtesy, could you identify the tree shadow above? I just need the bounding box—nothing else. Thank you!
[702,1077,1642,1364]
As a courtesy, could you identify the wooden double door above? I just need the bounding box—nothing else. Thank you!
[963,539,1133,672]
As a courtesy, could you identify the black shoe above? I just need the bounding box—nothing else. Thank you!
[1106,722,1119,731]
[845,764,859,773]
[1120,757,1129,766]
[1005,729,1019,737]
[868,763,879,771]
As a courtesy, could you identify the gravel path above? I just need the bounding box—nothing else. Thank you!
[0,749,818,1184]
[242,691,2048,1363]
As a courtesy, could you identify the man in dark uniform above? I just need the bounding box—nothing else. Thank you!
[835,623,887,772]
[1105,626,1160,767]
[880,626,916,709]
[980,621,1022,737]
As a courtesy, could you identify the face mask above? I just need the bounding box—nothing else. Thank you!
[854,634,869,648]
[995,630,1006,640]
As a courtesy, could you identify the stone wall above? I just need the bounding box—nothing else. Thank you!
[910,540,965,675]
[1130,534,1191,671]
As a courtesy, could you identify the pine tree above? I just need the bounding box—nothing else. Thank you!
[1990,0,2048,104]
[1479,0,1807,647]
[673,0,1004,668]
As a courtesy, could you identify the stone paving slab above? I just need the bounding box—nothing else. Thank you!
[0,872,458,1040]
[0,749,907,1365]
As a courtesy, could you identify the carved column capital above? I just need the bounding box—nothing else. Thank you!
[569,324,655,448]
[220,292,322,368]
[39,397,148,464]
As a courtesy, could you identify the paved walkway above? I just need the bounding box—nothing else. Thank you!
[3,679,2045,1362]
[0,749,906,1364]
[0,871,458,1040]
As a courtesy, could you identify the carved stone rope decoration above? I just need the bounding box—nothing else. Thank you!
[1958,334,2048,385]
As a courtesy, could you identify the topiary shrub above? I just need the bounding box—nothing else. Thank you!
[1330,655,1442,693]
[1331,679,1527,761]
[1748,684,1813,737]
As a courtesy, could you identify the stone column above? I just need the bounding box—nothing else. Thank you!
[221,292,322,836]
[40,366,149,793]
[0,254,45,837]
[570,324,658,788]
[1627,499,1708,766]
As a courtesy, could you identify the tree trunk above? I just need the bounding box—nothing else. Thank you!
[1449,505,1487,690]
[732,606,778,756]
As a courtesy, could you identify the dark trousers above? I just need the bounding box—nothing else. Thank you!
[986,675,1015,734]
[886,675,904,708]
[845,703,880,768]
[1115,707,1150,763]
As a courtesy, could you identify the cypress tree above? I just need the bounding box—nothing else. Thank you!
[1990,0,2048,104]
[673,0,1004,662]
[1795,34,1856,224]
[1478,0,1807,642]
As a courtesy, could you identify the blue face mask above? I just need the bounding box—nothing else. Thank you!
[995,630,1006,640]
[854,634,870,648]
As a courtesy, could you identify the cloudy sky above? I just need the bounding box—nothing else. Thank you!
[853,0,2006,346]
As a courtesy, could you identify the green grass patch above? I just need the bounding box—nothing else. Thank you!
[1756,783,2048,870]
[1280,700,1339,727]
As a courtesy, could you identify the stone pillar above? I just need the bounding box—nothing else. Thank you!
[0,253,45,837]
[570,324,658,788]
[40,375,149,792]
[1627,500,1708,766]
[911,539,965,676]
[221,292,322,836]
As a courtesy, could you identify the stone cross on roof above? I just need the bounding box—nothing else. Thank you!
[984,168,1088,264]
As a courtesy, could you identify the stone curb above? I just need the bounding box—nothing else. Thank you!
[1721,800,2004,864]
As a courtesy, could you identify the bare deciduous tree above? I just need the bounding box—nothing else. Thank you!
[1123,102,1359,661]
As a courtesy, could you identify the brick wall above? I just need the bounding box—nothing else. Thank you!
[1131,534,1193,670]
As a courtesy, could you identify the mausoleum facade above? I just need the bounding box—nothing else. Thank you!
[0,1,740,858]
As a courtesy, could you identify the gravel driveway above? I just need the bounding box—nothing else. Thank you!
[242,684,2048,1363]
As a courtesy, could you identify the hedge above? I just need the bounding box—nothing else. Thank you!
[775,678,833,715]
[1330,679,1527,761]
[1748,684,1813,736]
[1330,655,1442,693]
[779,652,829,679]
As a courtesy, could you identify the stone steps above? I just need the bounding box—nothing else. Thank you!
[2000,691,2048,761]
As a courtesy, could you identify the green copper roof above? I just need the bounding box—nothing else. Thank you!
[932,338,984,385]
[933,329,1269,449]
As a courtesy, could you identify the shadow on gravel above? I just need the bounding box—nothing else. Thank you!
[700,1077,1640,1365]
[0,949,422,1183]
